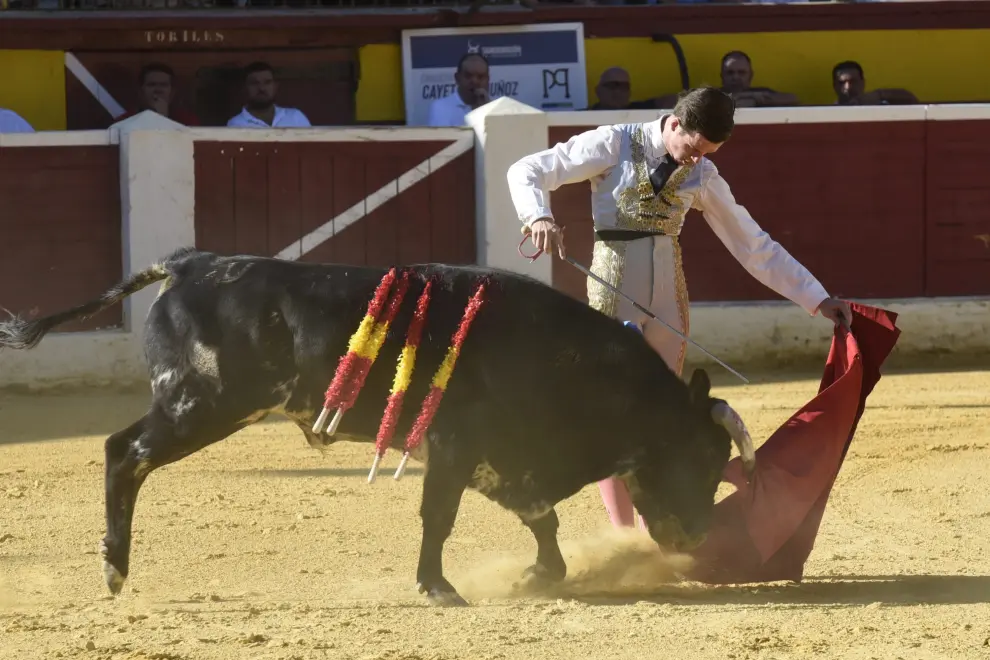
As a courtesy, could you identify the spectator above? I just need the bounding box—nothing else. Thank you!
[719,51,798,107]
[587,67,659,110]
[118,63,200,126]
[227,61,311,128]
[426,53,490,127]
[832,60,918,105]
[0,107,34,133]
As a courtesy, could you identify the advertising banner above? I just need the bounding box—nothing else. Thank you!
[401,23,588,126]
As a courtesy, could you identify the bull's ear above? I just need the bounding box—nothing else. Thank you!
[688,368,711,405]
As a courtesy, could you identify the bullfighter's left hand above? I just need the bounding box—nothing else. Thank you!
[818,297,853,332]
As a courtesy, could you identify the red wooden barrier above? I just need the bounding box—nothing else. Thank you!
[0,145,122,332]
[194,137,476,266]
[546,119,989,305]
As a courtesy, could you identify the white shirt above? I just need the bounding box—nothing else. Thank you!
[227,105,311,128]
[0,108,35,133]
[505,116,830,316]
[426,92,473,127]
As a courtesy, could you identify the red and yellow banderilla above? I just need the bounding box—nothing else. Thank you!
[393,280,487,481]
[312,269,411,436]
[313,270,488,483]
[368,279,434,483]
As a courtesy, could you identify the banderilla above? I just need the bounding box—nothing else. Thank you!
[517,228,750,385]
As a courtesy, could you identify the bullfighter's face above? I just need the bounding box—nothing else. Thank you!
[664,116,723,167]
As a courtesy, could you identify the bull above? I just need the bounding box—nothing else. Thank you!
[0,247,755,606]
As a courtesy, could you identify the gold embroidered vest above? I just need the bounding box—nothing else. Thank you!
[614,126,692,236]
[588,125,692,354]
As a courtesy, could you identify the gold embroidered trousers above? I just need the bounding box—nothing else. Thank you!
[587,234,690,375]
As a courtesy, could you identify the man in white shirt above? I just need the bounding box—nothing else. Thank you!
[507,86,852,531]
[0,107,35,133]
[426,53,491,127]
[227,61,312,128]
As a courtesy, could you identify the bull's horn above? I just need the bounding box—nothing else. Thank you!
[711,402,756,474]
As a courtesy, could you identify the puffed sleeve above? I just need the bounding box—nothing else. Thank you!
[695,163,830,316]
[506,125,622,226]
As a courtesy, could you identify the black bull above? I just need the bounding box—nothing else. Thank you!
[0,248,755,606]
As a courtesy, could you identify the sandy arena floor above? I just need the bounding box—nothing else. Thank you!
[2,365,989,660]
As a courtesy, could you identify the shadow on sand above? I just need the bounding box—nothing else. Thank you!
[702,357,990,392]
[1,360,987,446]
[252,467,424,479]
[558,574,990,608]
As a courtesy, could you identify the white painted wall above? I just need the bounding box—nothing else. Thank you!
[467,97,552,286]
[0,106,987,390]
[684,297,990,371]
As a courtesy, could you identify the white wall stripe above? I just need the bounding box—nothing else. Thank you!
[64,53,126,120]
[188,126,471,143]
[274,133,474,261]
[0,129,115,148]
[547,104,928,127]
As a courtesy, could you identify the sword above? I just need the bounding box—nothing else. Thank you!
[518,230,750,384]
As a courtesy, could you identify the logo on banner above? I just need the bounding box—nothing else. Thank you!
[542,68,571,99]
[466,39,523,61]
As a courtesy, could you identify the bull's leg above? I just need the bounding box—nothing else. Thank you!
[416,461,473,607]
[517,508,567,588]
[102,406,244,595]
[101,417,149,594]
[473,479,567,592]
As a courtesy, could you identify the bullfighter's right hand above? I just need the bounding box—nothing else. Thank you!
[528,219,566,260]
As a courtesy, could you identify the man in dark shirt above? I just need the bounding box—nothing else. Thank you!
[117,63,200,126]
[588,67,663,111]
[832,60,918,106]
[719,51,799,107]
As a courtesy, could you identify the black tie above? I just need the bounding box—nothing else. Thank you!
[649,152,678,195]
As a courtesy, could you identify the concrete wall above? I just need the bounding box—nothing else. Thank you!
[1,105,988,390]
[684,297,990,372]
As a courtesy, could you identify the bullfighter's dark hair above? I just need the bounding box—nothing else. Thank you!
[138,62,174,85]
[672,86,736,145]
[832,60,864,81]
[456,52,489,74]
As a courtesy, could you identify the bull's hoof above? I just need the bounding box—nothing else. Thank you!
[103,562,126,595]
[99,540,126,595]
[512,563,565,595]
[523,562,565,583]
[417,581,469,607]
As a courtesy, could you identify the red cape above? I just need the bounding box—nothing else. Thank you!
[685,303,901,584]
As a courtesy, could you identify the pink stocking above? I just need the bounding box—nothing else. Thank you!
[598,476,646,529]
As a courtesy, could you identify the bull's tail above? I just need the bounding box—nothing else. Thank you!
[0,262,173,352]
